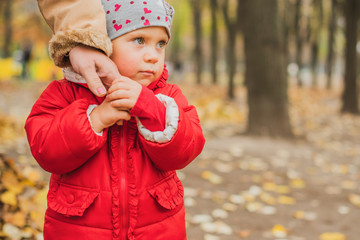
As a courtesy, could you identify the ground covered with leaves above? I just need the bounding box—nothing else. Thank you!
[0,79,359,240]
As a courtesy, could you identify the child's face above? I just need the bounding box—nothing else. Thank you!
[111,26,169,86]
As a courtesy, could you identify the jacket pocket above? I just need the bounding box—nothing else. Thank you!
[47,182,99,217]
[147,174,184,210]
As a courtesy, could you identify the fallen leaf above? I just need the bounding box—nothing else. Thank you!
[212,209,228,219]
[319,232,346,240]
[201,171,223,184]
[1,190,18,207]
[237,229,252,238]
[290,179,306,189]
[3,211,27,228]
[271,224,288,238]
[278,195,296,205]
[348,194,360,207]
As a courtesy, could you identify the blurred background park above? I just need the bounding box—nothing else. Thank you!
[0,0,360,239]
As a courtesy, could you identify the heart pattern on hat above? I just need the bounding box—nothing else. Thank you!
[102,0,174,37]
[115,4,121,11]
[144,8,152,14]
[114,24,122,31]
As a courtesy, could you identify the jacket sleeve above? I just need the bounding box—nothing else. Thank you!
[137,85,205,171]
[25,81,108,174]
[37,0,112,67]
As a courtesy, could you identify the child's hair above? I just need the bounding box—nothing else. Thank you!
[101,0,175,40]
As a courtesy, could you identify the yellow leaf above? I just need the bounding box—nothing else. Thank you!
[263,182,277,192]
[319,232,346,240]
[1,191,17,207]
[275,185,291,194]
[260,193,276,205]
[201,171,223,184]
[3,211,27,228]
[30,211,45,230]
[293,211,305,219]
[348,194,360,207]
[1,171,24,194]
[271,224,288,238]
[290,179,306,189]
[278,196,296,205]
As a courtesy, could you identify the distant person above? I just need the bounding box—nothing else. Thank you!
[26,1,205,239]
[20,40,32,79]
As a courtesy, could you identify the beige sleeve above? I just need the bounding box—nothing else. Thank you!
[38,0,112,67]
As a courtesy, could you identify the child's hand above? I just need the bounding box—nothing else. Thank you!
[89,100,131,133]
[106,76,142,111]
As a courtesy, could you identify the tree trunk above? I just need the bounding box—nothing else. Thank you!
[221,0,238,99]
[342,0,359,113]
[295,0,304,86]
[192,0,203,84]
[326,0,336,89]
[3,0,12,58]
[210,0,218,85]
[310,0,323,87]
[227,30,236,99]
[241,0,293,137]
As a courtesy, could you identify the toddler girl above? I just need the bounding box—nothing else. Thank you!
[25,1,205,239]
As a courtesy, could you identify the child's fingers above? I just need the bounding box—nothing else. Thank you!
[116,120,124,126]
[115,110,131,121]
[106,89,130,102]
[111,98,134,110]
[107,81,131,95]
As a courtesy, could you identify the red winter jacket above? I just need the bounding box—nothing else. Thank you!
[25,68,205,240]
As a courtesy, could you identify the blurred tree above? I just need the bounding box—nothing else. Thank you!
[310,0,323,87]
[295,0,305,86]
[342,0,359,113]
[209,0,218,84]
[2,0,13,58]
[221,0,239,99]
[283,0,293,63]
[191,0,203,84]
[326,0,337,89]
[240,0,293,137]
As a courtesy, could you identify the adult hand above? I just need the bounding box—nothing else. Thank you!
[69,45,121,97]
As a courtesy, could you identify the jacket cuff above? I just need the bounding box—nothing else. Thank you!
[87,104,103,136]
[130,86,166,131]
[136,94,179,143]
[49,28,112,68]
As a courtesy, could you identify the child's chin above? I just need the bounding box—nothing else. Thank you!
[135,78,154,87]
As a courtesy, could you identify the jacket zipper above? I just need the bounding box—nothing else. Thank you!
[119,123,129,240]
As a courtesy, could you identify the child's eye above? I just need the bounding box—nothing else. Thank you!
[157,40,167,49]
[134,38,144,45]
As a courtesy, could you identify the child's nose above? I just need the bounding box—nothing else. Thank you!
[143,47,159,63]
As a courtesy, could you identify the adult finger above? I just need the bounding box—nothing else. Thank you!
[78,64,107,97]
[69,45,108,97]
[95,57,122,88]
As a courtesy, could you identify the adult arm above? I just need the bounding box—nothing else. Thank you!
[37,0,112,67]
[37,0,120,96]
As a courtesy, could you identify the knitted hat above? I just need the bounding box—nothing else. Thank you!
[101,0,175,40]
